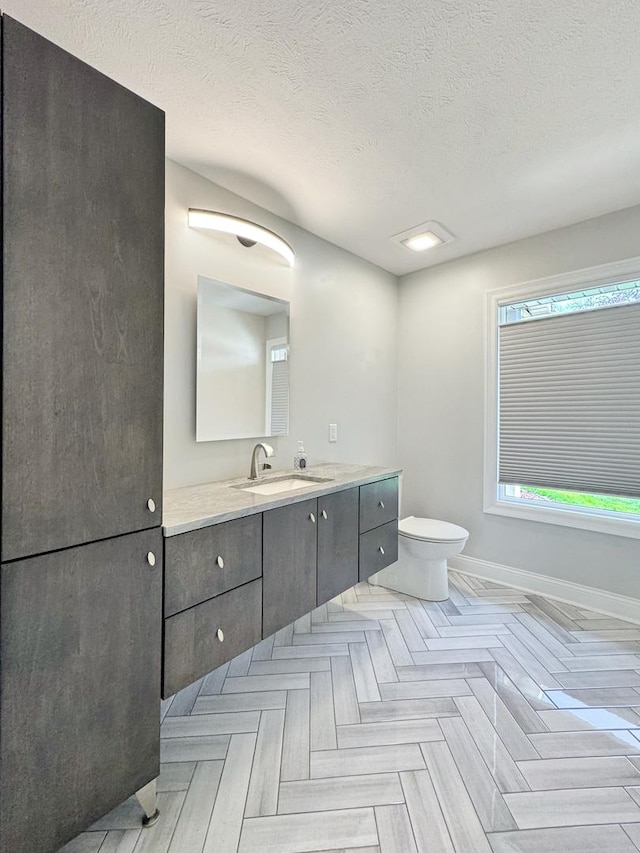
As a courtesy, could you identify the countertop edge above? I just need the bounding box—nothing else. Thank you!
[162,466,403,537]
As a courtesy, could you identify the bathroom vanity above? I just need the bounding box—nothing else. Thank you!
[162,464,401,696]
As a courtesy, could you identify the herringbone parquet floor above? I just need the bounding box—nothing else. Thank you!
[62,572,640,853]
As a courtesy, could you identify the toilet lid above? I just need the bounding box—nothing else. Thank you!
[399,516,469,542]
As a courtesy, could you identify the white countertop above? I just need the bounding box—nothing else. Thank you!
[162,463,402,536]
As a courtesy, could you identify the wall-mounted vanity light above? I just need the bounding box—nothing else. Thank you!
[188,209,295,267]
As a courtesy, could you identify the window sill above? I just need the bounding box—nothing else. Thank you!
[485,498,640,540]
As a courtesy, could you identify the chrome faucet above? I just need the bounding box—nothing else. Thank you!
[249,442,275,480]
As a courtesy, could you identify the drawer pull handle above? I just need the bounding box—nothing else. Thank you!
[217,628,225,642]
[378,546,385,556]
[147,498,156,513]
[321,510,328,520]
[379,500,385,509]
[309,512,316,524]
[146,551,156,567]
[216,555,225,569]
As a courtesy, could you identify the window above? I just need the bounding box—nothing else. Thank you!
[265,338,289,435]
[484,258,640,539]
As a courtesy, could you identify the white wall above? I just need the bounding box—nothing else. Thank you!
[398,204,640,599]
[165,159,398,489]
[197,305,266,440]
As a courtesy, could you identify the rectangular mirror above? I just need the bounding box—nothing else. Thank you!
[196,276,290,442]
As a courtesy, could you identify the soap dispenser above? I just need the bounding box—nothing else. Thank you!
[294,440,308,470]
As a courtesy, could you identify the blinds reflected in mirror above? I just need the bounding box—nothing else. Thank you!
[269,344,289,435]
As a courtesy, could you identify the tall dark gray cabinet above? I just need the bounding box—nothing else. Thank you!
[0,16,165,853]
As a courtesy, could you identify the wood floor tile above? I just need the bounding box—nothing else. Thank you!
[202,733,257,853]
[278,773,404,814]
[379,678,471,700]
[488,824,638,853]
[528,729,640,758]
[538,707,640,732]
[192,691,287,714]
[396,662,483,681]
[160,735,230,763]
[281,688,310,782]
[336,718,443,749]
[245,709,286,817]
[546,687,640,709]
[516,756,640,790]
[331,655,361,726]
[310,744,425,779]
[167,760,223,852]
[359,697,458,723]
[160,712,259,737]
[238,808,379,853]
[249,658,331,675]
[400,770,454,853]
[222,673,310,693]
[311,670,338,750]
[503,787,640,828]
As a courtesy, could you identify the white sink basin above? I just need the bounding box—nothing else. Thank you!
[236,475,332,496]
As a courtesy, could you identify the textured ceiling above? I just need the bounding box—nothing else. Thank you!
[6,0,640,274]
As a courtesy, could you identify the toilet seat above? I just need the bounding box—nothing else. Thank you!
[398,516,469,544]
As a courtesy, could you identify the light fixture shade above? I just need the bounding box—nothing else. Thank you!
[390,220,454,253]
[188,209,295,267]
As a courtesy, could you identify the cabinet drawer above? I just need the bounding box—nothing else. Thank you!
[359,478,399,533]
[163,578,262,697]
[164,514,262,617]
[359,520,398,581]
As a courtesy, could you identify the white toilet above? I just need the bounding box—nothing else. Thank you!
[371,516,469,601]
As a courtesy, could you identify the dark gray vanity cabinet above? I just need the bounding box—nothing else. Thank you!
[358,477,399,580]
[2,15,164,563]
[359,519,399,580]
[0,16,165,853]
[165,515,262,617]
[359,477,399,534]
[263,498,318,637]
[317,488,359,605]
[0,531,162,853]
[162,516,263,697]
[164,578,263,697]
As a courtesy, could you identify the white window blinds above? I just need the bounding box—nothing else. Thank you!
[269,358,289,435]
[498,302,640,499]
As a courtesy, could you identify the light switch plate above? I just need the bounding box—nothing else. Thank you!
[329,423,338,442]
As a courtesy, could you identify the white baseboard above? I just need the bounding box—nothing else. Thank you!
[448,554,640,626]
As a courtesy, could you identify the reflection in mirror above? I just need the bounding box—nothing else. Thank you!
[196,276,290,442]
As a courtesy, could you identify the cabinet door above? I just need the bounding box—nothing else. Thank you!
[263,499,317,638]
[317,488,359,605]
[359,477,399,533]
[359,520,399,581]
[0,530,162,853]
[2,17,165,562]
[165,515,262,617]
[163,579,263,698]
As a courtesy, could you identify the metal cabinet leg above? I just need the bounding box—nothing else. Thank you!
[136,778,160,827]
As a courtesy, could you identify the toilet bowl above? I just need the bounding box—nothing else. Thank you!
[371,516,469,601]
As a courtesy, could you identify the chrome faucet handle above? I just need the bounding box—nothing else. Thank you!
[249,442,275,479]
